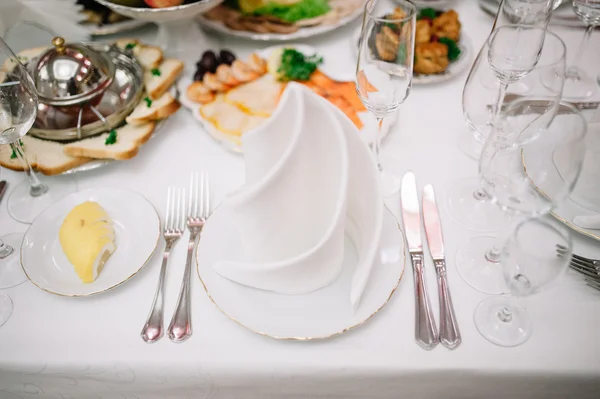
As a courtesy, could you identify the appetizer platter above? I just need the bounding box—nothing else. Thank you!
[198,0,365,41]
[0,38,183,176]
[179,45,397,152]
[76,0,149,36]
[352,7,471,85]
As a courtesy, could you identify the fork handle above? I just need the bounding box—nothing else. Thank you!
[167,233,199,343]
[140,242,173,343]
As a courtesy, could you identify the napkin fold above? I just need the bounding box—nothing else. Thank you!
[212,83,383,309]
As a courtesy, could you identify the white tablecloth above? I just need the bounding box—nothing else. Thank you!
[1,1,600,398]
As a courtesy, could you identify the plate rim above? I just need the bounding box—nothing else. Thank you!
[19,187,161,297]
[195,205,406,341]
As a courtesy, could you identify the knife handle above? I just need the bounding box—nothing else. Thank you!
[411,253,438,350]
[435,260,461,350]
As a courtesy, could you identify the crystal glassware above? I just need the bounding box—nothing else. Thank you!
[0,37,77,224]
[474,218,572,347]
[356,0,416,196]
[561,0,600,99]
[446,26,559,232]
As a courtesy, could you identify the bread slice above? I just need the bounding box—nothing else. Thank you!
[144,59,184,100]
[125,92,180,125]
[63,123,156,161]
[0,136,90,176]
[114,39,163,70]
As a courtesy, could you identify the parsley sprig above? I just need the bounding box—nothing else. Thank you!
[439,37,461,61]
[10,139,24,159]
[144,97,153,108]
[105,129,117,145]
[277,48,323,81]
[151,68,161,77]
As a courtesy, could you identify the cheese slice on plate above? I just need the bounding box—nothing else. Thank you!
[59,201,116,284]
[224,74,284,117]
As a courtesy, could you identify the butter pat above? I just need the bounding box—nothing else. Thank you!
[59,201,116,284]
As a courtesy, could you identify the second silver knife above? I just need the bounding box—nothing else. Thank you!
[422,184,461,350]
[401,171,438,351]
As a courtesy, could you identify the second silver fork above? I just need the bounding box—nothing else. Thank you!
[141,187,186,343]
[167,172,210,343]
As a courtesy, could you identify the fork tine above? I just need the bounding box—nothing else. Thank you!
[571,258,599,271]
[204,173,210,218]
[188,174,194,217]
[570,263,600,280]
[195,172,200,217]
[180,188,185,230]
[572,253,598,266]
[166,187,172,231]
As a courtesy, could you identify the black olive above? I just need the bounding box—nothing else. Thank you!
[219,49,236,66]
[193,67,206,81]
[200,51,218,73]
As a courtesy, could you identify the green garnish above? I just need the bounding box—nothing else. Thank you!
[125,42,137,50]
[151,68,161,77]
[439,37,461,61]
[252,0,330,23]
[277,48,323,81]
[105,129,117,145]
[10,140,24,159]
[144,97,152,108]
[417,8,437,20]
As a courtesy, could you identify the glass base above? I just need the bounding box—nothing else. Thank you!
[0,233,27,289]
[474,296,532,347]
[445,178,509,232]
[456,236,509,295]
[7,178,77,224]
[562,68,596,99]
[0,293,12,328]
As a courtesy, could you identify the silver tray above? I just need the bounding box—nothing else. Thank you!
[29,43,144,142]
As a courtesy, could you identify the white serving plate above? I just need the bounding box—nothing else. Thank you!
[21,188,160,297]
[178,44,398,153]
[196,205,405,340]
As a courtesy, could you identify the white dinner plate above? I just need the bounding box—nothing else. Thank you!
[350,27,473,85]
[196,3,364,42]
[21,188,160,297]
[178,44,398,153]
[196,206,405,340]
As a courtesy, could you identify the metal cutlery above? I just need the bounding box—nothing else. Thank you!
[141,187,186,343]
[422,185,461,350]
[556,245,600,291]
[401,171,438,351]
[487,95,599,113]
[0,181,7,205]
[167,172,210,343]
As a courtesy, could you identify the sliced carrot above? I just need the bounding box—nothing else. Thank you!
[335,81,366,112]
[309,70,337,90]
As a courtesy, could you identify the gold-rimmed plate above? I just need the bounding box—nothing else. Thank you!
[196,206,405,340]
[21,188,160,297]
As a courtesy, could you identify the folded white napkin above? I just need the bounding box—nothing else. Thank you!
[573,215,600,230]
[212,83,383,310]
[0,0,89,42]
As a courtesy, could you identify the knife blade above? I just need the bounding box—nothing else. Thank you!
[400,171,438,351]
[422,185,461,350]
[487,95,599,114]
[0,181,7,205]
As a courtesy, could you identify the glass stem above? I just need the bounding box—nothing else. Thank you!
[496,306,513,323]
[0,239,14,259]
[567,25,595,80]
[473,188,487,201]
[373,117,384,172]
[491,82,509,134]
[485,217,514,263]
[10,140,48,198]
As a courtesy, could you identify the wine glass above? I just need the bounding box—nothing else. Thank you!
[561,0,600,99]
[356,0,416,196]
[474,218,572,347]
[0,37,77,224]
[447,28,563,232]
[457,97,585,296]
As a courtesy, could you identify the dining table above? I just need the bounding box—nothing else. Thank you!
[1,1,600,398]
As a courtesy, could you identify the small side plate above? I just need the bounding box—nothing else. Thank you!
[21,188,160,297]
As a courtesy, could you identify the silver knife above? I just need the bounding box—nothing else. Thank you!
[400,171,438,351]
[0,181,7,205]
[422,185,461,350]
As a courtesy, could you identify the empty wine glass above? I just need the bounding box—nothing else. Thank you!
[0,37,77,224]
[447,28,564,233]
[561,0,600,99]
[474,218,572,347]
[356,0,416,195]
[457,97,584,296]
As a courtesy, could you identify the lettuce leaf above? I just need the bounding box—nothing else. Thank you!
[253,0,330,23]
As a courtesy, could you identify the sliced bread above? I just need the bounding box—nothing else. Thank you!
[63,122,156,161]
[114,39,164,70]
[126,92,180,126]
[144,59,184,100]
[0,136,91,176]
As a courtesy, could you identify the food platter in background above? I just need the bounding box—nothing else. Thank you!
[77,0,151,36]
[197,0,365,41]
[351,7,472,85]
[178,44,398,153]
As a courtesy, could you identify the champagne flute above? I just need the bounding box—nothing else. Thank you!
[0,37,77,224]
[356,0,416,195]
[561,0,600,99]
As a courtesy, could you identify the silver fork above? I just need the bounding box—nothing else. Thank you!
[557,245,600,291]
[141,187,186,343]
[167,172,210,343]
